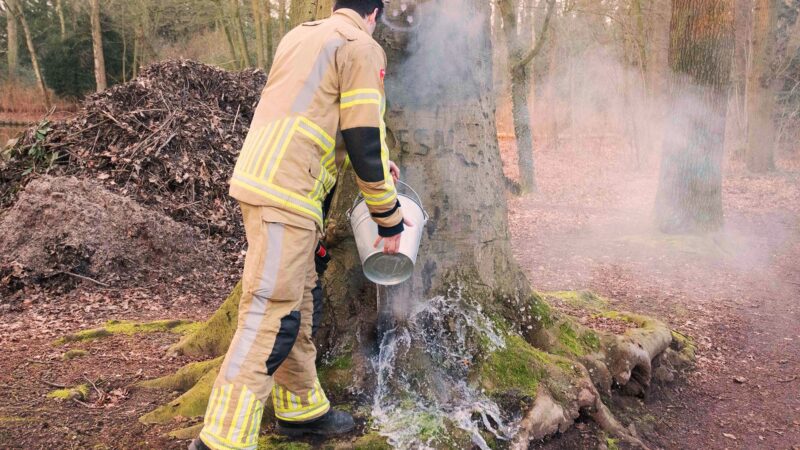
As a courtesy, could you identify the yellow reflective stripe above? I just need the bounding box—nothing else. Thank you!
[230,178,323,227]
[276,402,330,422]
[232,389,257,444]
[204,387,220,427]
[341,99,381,109]
[208,386,227,434]
[298,117,334,150]
[242,124,273,175]
[226,388,248,442]
[252,119,286,177]
[245,402,263,445]
[297,126,333,155]
[341,88,381,98]
[201,424,258,450]
[217,385,234,435]
[267,120,300,183]
[233,172,322,211]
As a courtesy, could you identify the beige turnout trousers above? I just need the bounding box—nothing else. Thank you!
[199,203,329,450]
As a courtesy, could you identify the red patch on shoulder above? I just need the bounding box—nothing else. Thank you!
[380,69,386,84]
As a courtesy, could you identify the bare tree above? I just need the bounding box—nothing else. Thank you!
[497,0,555,193]
[6,0,50,108]
[90,0,108,92]
[4,0,18,81]
[655,0,734,233]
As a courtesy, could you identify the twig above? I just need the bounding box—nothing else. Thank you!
[42,380,67,389]
[777,375,797,383]
[72,398,95,408]
[26,358,54,365]
[83,375,106,400]
[231,103,241,132]
[55,271,111,288]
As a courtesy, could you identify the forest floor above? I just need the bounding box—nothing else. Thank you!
[500,136,800,450]
[0,133,798,450]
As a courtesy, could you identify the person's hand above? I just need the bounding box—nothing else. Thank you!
[388,160,400,184]
[374,218,414,254]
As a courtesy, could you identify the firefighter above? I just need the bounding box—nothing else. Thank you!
[190,1,409,448]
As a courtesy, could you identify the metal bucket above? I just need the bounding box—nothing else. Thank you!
[348,181,428,286]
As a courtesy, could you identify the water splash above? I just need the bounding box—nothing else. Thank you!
[370,291,515,449]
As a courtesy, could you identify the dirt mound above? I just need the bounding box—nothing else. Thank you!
[0,176,222,299]
[1,60,266,241]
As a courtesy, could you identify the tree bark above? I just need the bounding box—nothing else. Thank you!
[91,0,108,92]
[251,0,265,68]
[278,0,286,35]
[7,0,50,108]
[289,0,315,27]
[745,0,779,172]
[230,0,253,68]
[264,0,274,67]
[655,0,734,233]
[5,0,18,81]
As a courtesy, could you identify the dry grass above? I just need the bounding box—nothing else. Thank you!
[0,81,76,122]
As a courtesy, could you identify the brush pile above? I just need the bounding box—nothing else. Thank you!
[0,60,267,241]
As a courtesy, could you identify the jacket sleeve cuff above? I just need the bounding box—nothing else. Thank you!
[378,220,404,238]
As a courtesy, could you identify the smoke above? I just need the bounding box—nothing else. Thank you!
[381,0,492,107]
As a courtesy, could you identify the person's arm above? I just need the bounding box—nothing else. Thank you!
[338,42,404,238]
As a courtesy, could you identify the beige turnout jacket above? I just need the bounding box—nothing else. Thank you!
[230,8,404,236]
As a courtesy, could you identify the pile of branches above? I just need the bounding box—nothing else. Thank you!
[1,60,267,242]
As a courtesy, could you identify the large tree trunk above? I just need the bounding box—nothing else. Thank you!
[654,0,734,233]
[90,0,108,92]
[138,1,681,447]
[7,0,50,108]
[5,1,18,81]
[745,0,781,172]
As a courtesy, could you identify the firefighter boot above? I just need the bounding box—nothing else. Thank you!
[188,438,211,450]
[276,409,355,437]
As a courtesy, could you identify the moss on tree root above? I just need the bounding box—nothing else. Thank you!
[54,319,199,345]
[168,282,242,358]
[139,365,219,424]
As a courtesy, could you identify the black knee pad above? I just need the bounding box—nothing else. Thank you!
[265,311,301,375]
[311,280,324,338]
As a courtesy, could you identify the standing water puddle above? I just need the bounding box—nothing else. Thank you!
[370,287,517,449]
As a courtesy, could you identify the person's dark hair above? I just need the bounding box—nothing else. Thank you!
[334,0,384,19]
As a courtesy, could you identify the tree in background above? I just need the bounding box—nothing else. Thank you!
[5,0,50,108]
[4,1,18,81]
[90,0,107,92]
[496,0,556,193]
[655,0,734,233]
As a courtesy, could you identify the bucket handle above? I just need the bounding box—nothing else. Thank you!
[347,180,429,222]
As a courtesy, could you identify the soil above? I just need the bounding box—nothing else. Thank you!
[0,130,798,448]
[0,176,224,301]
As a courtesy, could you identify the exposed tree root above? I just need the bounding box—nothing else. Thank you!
[138,288,691,448]
[168,282,241,358]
